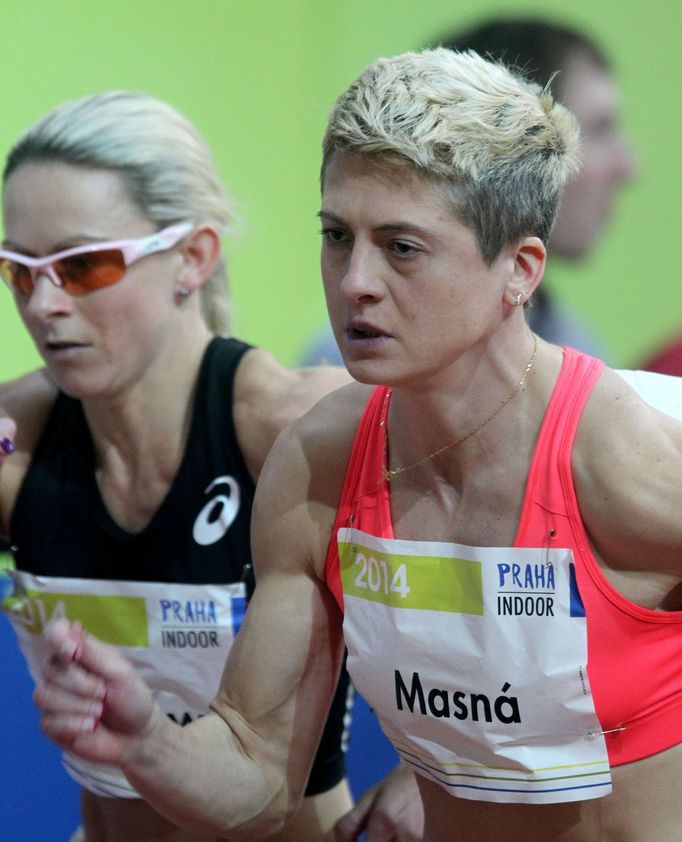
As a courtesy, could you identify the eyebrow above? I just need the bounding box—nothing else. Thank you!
[0,241,40,257]
[1,234,109,257]
[318,210,434,237]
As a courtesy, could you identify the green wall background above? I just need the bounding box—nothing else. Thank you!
[0,0,679,380]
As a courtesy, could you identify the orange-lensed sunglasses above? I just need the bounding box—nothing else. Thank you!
[0,222,192,297]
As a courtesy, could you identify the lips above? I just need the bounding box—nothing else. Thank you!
[43,339,87,355]
[346,320,391,340]
[349,327,383,339]
[45,339,83,349]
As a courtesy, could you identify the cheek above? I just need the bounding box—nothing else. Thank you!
[578,137,624,183]
[320,256,334,286]
[321,249,344,285]
[15,299,33,327]
[408,289,459,332]
[14,297,62,337]
[321,261,349,312]
[558,173,602,218]
[321,273,339,310]
[90,288,165,348]
[581,157,610,183]
[89,295,135,333]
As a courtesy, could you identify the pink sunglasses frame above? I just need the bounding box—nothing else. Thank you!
[0,221,193,296]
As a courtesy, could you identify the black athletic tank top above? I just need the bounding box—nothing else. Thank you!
[10,336,348,795]
[11,337,255,588]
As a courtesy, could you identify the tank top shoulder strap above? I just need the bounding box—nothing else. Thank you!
[192,337,254,470]
[324,386,392,610]
[203,336,253,396]
[515,347,604,546]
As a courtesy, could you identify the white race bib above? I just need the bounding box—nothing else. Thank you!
[338,528,612,805]
[5,571,246,797]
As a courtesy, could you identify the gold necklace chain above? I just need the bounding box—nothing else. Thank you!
[382,334,538,481]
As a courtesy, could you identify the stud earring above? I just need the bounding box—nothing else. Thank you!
[176,286,190,302]
[513,292,525,306]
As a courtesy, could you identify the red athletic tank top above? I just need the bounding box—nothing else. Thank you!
[325,347,682,767]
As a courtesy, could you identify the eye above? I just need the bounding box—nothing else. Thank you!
[320,227,348,244]
[63,255,93,273]
[390,239,420,257]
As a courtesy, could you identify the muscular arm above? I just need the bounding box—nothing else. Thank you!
[37,414,347,840]
[574,367,682,576]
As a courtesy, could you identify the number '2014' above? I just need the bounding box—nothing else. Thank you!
[353,553,410,598]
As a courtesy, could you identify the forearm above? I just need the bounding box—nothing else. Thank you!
[37,619,296,841]
[122,707,291,840]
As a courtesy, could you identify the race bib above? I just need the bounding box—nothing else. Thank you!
[338,528,612,805]
[5,571,246,797]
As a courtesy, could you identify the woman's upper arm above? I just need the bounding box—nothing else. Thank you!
[211,418,346,817]
[574,370,682,573]
[0,369,56,535]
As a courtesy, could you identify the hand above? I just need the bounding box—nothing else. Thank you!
[35,618,159,766]
[334,764,424,841]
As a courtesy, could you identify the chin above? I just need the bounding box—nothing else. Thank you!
[345,358,418,390]
[49,371,108,401]
[343,365,380,386]
[342,357,389,387]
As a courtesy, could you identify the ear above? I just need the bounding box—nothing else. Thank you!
[175,224,221,293]
[504,236,546,308]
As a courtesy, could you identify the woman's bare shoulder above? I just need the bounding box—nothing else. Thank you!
[269,377,373,487]
[232,345,363,478]
[578,365,682,450]
[574,365,682,571]
[0,369,57,535]
[252,379,374,576]
[297,376,374,471]
[0,368,57,447]
[614,368,682,422]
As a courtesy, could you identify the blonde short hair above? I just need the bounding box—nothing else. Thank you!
[3,91,233,333]
[322,48,580,262]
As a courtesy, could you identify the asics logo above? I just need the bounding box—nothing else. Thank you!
[192,475,240,546]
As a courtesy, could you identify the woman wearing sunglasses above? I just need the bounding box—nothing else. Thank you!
[0,91,421,841]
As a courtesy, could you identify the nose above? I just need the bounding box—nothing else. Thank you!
[23,271,72,319]
[338,242,385,303]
